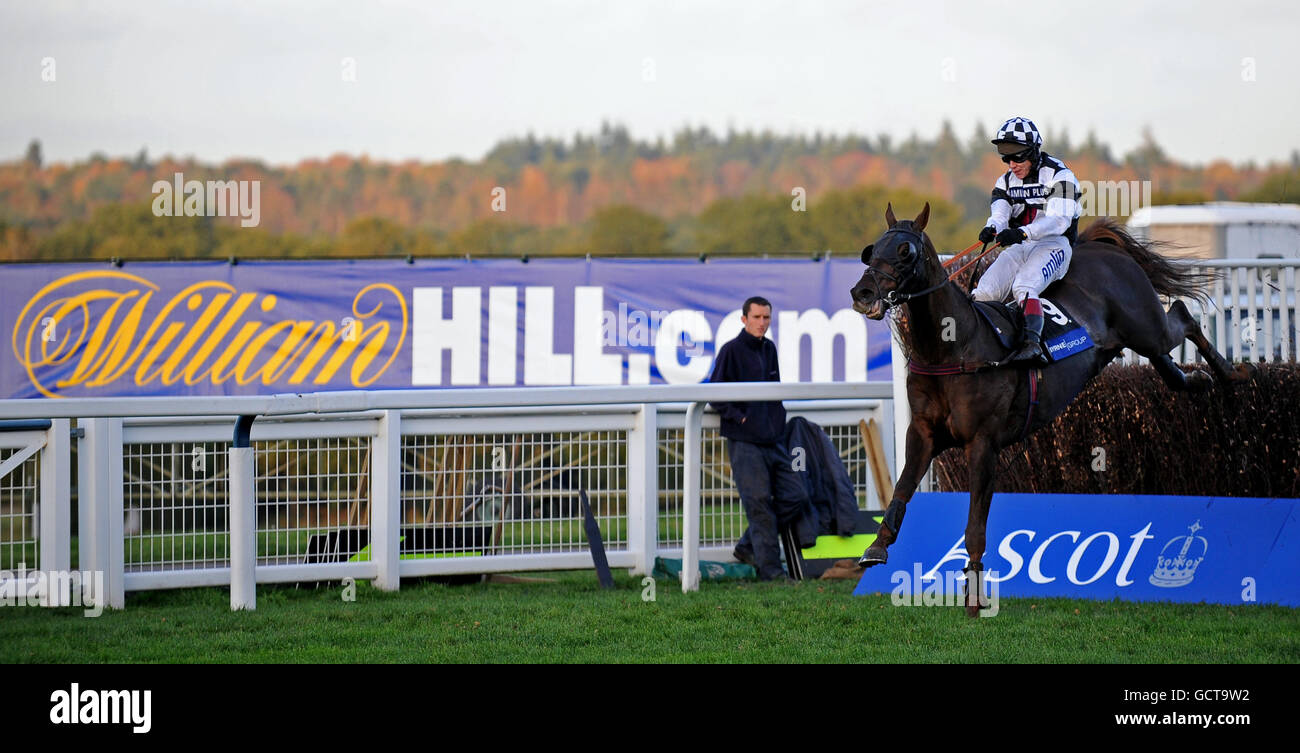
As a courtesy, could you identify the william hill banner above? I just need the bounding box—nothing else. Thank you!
[1,259,891,399]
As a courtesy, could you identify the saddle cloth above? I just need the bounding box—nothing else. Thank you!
[972,295,1094,363]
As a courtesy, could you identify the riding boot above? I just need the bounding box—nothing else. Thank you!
[1008,297,1046,362]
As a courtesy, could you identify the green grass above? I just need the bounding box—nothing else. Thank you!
[2,571,1296,663]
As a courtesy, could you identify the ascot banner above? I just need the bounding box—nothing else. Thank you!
[1,259,891,399]
[853,493,1300,607]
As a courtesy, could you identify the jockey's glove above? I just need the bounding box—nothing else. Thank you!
[996,227,1028,247]
[978,226,997,244]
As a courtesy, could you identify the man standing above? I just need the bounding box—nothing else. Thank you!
[708,296,809,582]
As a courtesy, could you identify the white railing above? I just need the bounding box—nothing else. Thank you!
[1119,259,1300,365]
[0,381,898,610]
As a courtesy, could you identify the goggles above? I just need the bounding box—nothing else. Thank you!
[1000,147,1035,164]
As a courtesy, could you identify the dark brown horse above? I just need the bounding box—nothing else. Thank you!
[849,203,1253,617]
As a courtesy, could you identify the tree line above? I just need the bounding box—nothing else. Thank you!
[2,124,1297,262]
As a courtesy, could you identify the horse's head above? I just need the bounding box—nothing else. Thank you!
[850,202,941,320]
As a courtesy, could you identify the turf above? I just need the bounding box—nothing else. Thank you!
[2,570,1297,663]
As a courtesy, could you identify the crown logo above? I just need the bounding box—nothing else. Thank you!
[1148,520,1208,588]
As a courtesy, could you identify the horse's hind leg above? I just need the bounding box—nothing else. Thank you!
[1150,353,1209,391]
[1128,300,1246,392]
[1166,300,1254,389]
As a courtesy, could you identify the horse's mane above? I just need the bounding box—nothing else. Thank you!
[1078,218,1213,304]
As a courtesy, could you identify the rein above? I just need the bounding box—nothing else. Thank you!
[868,232,1003,310]
[942,240,985,269]
[946,242,1002,280]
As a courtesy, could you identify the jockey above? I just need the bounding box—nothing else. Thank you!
[973,117,1082,362]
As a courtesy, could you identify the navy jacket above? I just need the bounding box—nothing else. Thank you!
[784,416,859,536]
[708,330,786,445]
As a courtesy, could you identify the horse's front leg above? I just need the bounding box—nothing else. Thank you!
[859,419,936,567]
[962,436,998,618]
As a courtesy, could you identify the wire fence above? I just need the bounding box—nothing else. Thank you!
[0,447,40,571]
[123,441,230,571]
[401,430,628,557]
[106,415,879,575]
[657,421,876,549]
[258,436,370,566]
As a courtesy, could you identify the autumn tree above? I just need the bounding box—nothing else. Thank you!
[585,204,670,255]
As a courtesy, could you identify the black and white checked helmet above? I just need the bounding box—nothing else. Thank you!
[992,117,1043,147]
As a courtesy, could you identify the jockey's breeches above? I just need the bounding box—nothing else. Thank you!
[971,235,1072,303]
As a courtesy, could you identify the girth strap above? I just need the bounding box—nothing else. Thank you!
[907,359,996,376]
[1019,368,1040,441]
[905,360,1041,442]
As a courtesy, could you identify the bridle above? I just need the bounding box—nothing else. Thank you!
[859,224,951,311]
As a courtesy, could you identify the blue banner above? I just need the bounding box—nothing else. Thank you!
[0,258,891,398]
[853,493,1300,607]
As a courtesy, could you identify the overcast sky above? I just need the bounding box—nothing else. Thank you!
[2,0,1298,167]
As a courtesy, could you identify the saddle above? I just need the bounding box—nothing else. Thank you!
[971,293,1095,364]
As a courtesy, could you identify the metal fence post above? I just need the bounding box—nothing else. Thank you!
[81,418,125,610]
[39,419,71,604]
[681,401,704,593]
[229,415,257,611]
[1213,272,1226,357]
[372,410,401,591]
[626,403,658,576]
[1247,268,1259,362]
[1262,270,1274,362]
[105,418,124,610]
[77,423,93,576]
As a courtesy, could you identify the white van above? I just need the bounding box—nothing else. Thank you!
[1127,203,1300,260]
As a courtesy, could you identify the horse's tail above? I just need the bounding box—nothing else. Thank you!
[1078,218,1214,304]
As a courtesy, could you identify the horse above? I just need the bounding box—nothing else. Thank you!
[849,202,1254,617]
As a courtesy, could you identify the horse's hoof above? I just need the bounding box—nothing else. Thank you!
[858,546,888,568]
[1187,371,1213,392]
[965,604,980,619]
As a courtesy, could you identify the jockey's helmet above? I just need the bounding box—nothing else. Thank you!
[992,117,1042,165]
[992,117,1042,148]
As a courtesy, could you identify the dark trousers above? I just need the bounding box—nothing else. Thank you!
[728,439,809,580]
